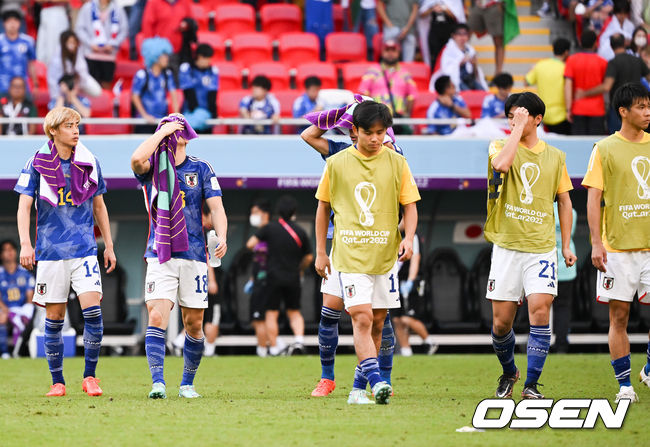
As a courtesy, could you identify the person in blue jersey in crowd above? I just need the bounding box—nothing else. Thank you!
[0,10,37,96]
[481,73,514,119]
[179,43,219,133]
[293,76,323,133]
[239,75,280,135]
[15,107,117,397]
[300,96,402,397]
[0,240,35,358]
[131,113,228,399]
[426,75,471,135]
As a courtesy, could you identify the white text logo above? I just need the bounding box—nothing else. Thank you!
[519,162,540,205]
[631,156,650,199]
[354,182,376,227]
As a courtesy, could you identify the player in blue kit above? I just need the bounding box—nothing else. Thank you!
[0,10,37,95]
[179,43,219,130]
[15,107,116,397]
[131,113,228,399]
[0,240,35,358]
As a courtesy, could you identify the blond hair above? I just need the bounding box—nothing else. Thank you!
[43,107,81,140]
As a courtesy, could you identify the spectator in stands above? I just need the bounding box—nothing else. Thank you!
[128,0,147,60]
[293,76,323,119]
[47,30,101,102]
[353,0,379,60]
[358,36,417,131]
[35,0,69,65]
[141,0,191,55]
[585,0,614,34]
[377,0,419,62]
[0,10,36,96]
[239,75,281,135]
[481,72,513,118]
[246,195,313,356]
[642,45,650,90]
[426,74,470,135]
[429,23,488,92]
[598,0,635,61]
[0,1,26,33]
[419,0,465,69]
[630,0,646,26]
[564,29,607,135]
[1,76,36,135]
[75,0,129,90]
[575,33,650,132]
[179,43,218,133]
[49,74,91,120]
[468,0,505,75]
[629,25,647,57]
[525,37,572,135]
[305,0,333,53]
[131,37,179,134]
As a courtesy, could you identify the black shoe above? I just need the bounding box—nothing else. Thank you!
[522,383,545,399]
[495,369,520,398]
[287,343,305,355]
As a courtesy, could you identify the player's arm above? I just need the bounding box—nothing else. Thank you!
[300,124,330,156]
[207,264,218,295]
[399,202,417,262]
[93,194,117,273]
[17,194,35,271]
[300,253,314,272]
[576,76,614,99]
[564,77,573,123]
[491,107,527,173]
[130,120,184,174]
[408,250,420,281]
[556,191,577,268]
[586,186,607,272]
[206,195,228,259]
[131,93,156,124]
[314,200,331,279]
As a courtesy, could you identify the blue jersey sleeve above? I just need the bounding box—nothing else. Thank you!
[132,69,147,95]
[239,95,251,110]
[94,159,107,196]
[201,161,222,199]
[27,39,35,61]
[14,157,39,197]
[323,139,350,161]
[178,63,194,90]
[210,67,219,91]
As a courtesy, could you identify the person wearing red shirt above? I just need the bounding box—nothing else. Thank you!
[141,0,191,54]
[563,29,608,135]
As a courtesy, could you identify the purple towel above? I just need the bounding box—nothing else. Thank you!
[149,114,198,263]
[32,140,98,207]
[304,93,396,143]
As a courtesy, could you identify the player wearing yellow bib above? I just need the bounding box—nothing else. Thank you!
[485,92,577,400]
[314,101,420,405]
[582,82,650,403]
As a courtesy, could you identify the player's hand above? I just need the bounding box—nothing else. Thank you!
[208,278,218,295]
[19,243,35,271]
[566,109,573,123]
[104,246,117,274]
[315,252,331,279]
[158,120,182,135]
[398,238,413,262]
[562,247,577,268]
[591,242,607,273]
[438,95,453,107]
[574,89,586,101]
[214,238,227,258]
[511,107,529,131]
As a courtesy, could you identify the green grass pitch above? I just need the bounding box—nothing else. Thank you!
[0,354,648,446]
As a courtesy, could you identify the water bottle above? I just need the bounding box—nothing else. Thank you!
[207,230,221,267]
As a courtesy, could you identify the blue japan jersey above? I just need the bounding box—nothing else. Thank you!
[132,68,177,118]
[481,94,506,118]
[0,33,35,94]
[14,156,107,261]
[426,96,467,135]
[136,156,222,263]
[178,63,219,112]
[0,266,35,308]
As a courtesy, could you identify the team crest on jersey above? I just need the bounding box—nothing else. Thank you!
[147,282,155,293]
[345,285,356,298]
[185,173,198,188]
[37,283,47,295]
[603,276,615,290]
[487,279,496,292]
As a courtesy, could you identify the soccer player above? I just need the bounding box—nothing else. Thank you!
[314,101,420,404]
[582,82,650,403]
[485,92,576,399]
[15,107,116,397]
[131,113,227,399]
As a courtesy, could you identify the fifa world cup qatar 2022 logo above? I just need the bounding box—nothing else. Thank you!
[519,162,540,205]
[354,182,376,227]
[631,156,650,200]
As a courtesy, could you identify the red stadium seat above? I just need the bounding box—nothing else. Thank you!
[190,4,209,31]
[200,0,238,9]
[341,62,377,91]
[215,4,256,38]
[117,39,130,61]
[197,31,226,60]
[278,32,320,68]
[333,4,346,32]
[231,33,273,67]
[249,62,290,91]
[217,89,248,117]
[325,32,366,63]
[260,4,303,38]
[400,62,431,91]
[412,91,437,134]
[113,61,144,89]
[215,62,243,90]
[372,33,383,61]
[459,90,490,120]
[32,88,50,117]
[296,62,337,89]
[273,89,301,133]
[87,90,132,134]
[135,32,145,55]
[32,60,47,89]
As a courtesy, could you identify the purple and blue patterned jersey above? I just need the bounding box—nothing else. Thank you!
[136,156,222,263]
[0,33,35,94]
[14,156,106,261]
[0,266,35,308]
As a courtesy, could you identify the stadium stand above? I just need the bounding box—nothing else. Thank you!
[260,4,303,38]
[197,31,227,61]
[215,61,244,90]
[248,62,291,91]
[325,32,367,63]
[215,3,256,38]
[295,62,338,89]
[231,33,273,67]
[278,32,321,68]
[341,62,377,91]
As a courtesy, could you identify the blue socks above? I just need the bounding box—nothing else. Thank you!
[525,325,551,386]
[318,306,341,381]
[492,329,517,376]
[145,326,166,385]
[0,323,7,354]
[359,357,382,388]
[612,354,632,387]
[645,342,650,375]
[352,364,368,390]
[379,313,394,384]
[82,306,103,378]
[44,318,65,385]
[181,333,205,386]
